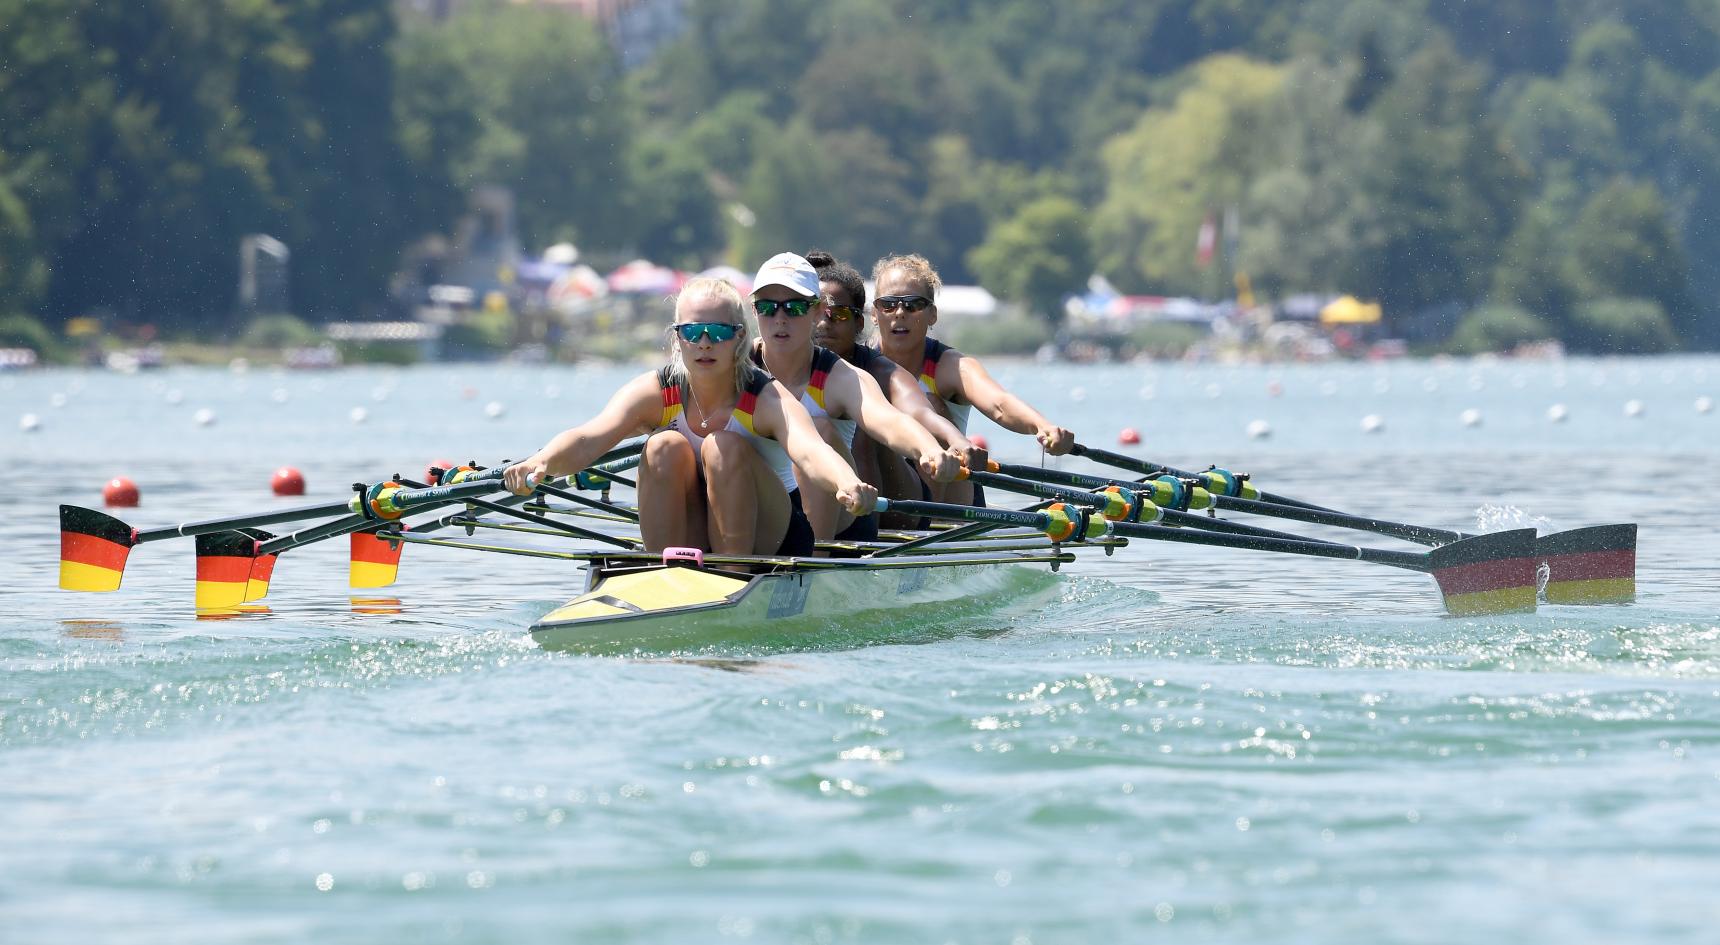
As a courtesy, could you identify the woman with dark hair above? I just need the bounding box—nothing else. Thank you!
[504,276,874,556]
[871,253,1075,506]
[805,250,976,515]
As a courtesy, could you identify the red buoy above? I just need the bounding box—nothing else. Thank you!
[103,477,140,508]
[1118,427,1142,445]
[425,458,457,484]
[969,434,989,451]
[271,467,306,496]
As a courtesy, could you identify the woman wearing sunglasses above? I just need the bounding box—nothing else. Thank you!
[806,251,977,520]
[504,276,875,557]
[872,253,1075,506]
[750,252,957,543]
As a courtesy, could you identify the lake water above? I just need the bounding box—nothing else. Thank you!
[3,355,1718,944]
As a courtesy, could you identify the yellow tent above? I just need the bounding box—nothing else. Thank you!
[1319,295,1382,325]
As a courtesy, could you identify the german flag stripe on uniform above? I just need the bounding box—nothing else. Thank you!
[195,531,258,609]
[59,505,137,592]
[1540,524,1636,604]
[350,528,405,589]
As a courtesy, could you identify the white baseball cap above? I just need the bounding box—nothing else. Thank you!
[751,252,820,299]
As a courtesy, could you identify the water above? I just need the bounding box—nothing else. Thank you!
[3,355,1718,943]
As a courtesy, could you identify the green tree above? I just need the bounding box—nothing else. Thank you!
[1567,179,1693,339]
[967,196,1094,325]
[1093,55,1285,294]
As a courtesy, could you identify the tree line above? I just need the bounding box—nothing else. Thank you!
[2,0,1717,352]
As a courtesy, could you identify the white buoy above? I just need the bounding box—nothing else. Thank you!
[350,406,368,424]
[484,401,506,419]
[165,389,185,405]
[1246,419,1272,439]
[1360,414,1384,434]
[271,387,290,404]
[1697,396,1714,415]
[19,412,41,432]
[49,392,68,408]
[193,408,216,427]
[229,357,250,374]
[1623,399,1644,418]
[1069,386,1087,402]
[544,384,561,400]
[1460,408,1483,428]
[372,386,391,402]
[1547,403,1569,423]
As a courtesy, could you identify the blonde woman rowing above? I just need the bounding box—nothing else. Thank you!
[504,277,875,556]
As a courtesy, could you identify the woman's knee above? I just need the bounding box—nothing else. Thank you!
[643,430,696,472]
[699,430,752,473]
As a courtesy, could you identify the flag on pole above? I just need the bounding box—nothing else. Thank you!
[1196,212,1216,268]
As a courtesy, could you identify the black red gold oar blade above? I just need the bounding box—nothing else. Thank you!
[195,531,260,610]
[238,529,277,602]
[1538,524,1636,605]
[1426,528,1540,616]
[351,528,406,589]
[60,505,137,592]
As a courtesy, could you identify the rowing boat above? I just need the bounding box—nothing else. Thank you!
[56,437,1639,643]
[527,546,1079,653]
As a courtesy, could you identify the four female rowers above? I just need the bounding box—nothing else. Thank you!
[507,251,1073,555]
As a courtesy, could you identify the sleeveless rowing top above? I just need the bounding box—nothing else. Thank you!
[657,366,797,491]
[916,338,973,432]
[751,345,857,449]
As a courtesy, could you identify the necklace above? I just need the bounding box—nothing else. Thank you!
[684,382,727,431]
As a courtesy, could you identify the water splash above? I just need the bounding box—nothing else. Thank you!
[1474,503,1553,533]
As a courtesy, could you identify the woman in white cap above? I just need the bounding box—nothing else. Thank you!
[748,251,958,543]
[872,253,1075,506]
[504,276,874,557]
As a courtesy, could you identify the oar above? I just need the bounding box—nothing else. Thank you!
[1002,456,1636,604]
[877,497,1540,616]
[1069,442,1334,511]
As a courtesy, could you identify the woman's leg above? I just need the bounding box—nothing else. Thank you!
[700,431,791,556]
[637,430,706,552]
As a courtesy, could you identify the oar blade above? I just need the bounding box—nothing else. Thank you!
[351,528,406,589]
[60,505,137,592]
[1426,528,1540,616]
[1538,524,1636,605]
[238,529,277,602]
[195,531,260,610]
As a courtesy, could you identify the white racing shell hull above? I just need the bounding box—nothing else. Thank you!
[529,551,1074,653]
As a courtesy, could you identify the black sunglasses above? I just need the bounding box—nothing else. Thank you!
[753,298,817,318]
[873,295,932,315]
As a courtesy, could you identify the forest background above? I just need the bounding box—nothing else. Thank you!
[2,0,1717,357]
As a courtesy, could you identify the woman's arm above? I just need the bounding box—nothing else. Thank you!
[752,381,877,514]
[829,361,957,482]
[945,351,1074,454]
[503,372,662,493]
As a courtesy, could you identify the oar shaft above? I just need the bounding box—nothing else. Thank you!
[1106,519,1427,571]
[135,500,356,543]
[1212,495,1466,545]
[876,499,1050,532]
[1070,443,1330,511]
